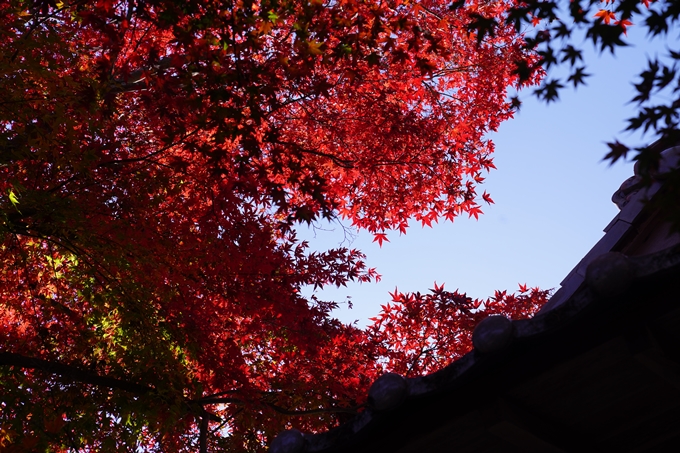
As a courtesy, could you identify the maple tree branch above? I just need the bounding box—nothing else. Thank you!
[0,351,225,424]
[196,389,242,400]
[109,55,181,93]
[422,81,466,104]
[407,344,437,374]
[0,352,153,394]
[275,139,355,169]
[429,64,479,78]
[265,402,362,416]
[96,129,199,168]
[417,4,443,20]
[191,396,242,405]
[210,409,241,436]
[194,395,361,416]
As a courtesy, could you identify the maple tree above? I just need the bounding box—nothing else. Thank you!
[0,0,546,451]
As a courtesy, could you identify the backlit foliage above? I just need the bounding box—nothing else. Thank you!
[0,0,544,451]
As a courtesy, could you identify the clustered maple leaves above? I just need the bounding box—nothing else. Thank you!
[592,0,634,32]
[369,284,549,377]
[0,0,547,451]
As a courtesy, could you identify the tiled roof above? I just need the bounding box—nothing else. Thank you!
[271,244,680,453]
[269,145,680,453]
[541,145,680,313]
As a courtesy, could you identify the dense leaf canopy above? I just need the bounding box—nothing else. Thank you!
[18,0,676,451]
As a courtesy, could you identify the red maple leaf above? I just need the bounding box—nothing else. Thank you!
[468,206,484,220]
[373,232,390,247]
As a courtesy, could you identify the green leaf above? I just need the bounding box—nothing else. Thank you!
[8,189,19,207]
[8,189,21,214]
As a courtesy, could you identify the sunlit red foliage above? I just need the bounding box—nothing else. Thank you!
[0,0,542,451]
[368,284,549,377]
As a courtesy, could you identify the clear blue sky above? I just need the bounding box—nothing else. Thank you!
[298,21,671,327]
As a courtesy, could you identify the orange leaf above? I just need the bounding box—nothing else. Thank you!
[615,19,633,35]
[307,40,324,55]
[594,9,616,24]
